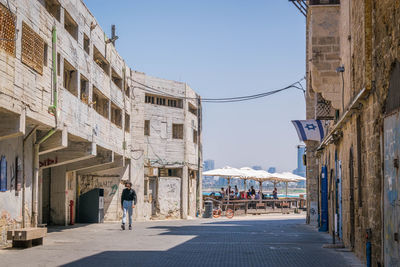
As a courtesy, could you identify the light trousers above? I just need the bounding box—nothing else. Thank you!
[122,200,133,225]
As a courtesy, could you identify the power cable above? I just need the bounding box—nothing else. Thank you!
[131,77,305,103]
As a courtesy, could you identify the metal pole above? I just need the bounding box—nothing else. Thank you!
[227,177,230,205]
[286,182,288,197]
[32,144,39,227]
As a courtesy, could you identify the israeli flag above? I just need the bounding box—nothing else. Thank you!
[291,120,326,142]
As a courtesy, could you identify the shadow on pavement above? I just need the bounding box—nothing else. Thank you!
[60,219,351,267]
[47,223,92,233]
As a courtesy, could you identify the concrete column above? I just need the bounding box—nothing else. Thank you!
[181,165,188,219]
[50,165,67,225]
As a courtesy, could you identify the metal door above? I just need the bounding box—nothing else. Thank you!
[349,148,355,248]
[320,165,329,232]
[384,112,400,266]
[336,159,343,239]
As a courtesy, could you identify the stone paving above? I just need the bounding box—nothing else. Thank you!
[0,214,363,267]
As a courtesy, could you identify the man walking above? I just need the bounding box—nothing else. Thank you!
[121,182,137,230]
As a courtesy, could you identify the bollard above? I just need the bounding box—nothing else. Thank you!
[203,201,213,218]
[69,200,74,225]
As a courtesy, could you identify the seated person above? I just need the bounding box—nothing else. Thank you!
[250,186,256,196]
[272,188,278,199]
[220,187,225,199]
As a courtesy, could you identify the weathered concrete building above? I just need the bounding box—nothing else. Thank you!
[295,0,400,265]
[132,73,202,220]
[0,0,202,246]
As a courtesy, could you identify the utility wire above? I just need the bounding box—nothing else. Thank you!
[131,77,305,103]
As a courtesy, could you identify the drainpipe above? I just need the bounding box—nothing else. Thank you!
[48,26,58,118]
[196,96,202,216]
[32,25,59,227]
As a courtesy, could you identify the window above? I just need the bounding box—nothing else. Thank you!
[92,86,109,118]
[0,3,16,56]
[172,124,183,139]
[124,113,130,132]
[145,93,183,108]
[63,59,78,96]
[83,33,90,54]
[156,97,166,106]
[144,120,150,136]
[21,22,44,74]
[124,83,130,97]
[159,168,183,178]
[188,103,197,116]
[193,129,198,144]
[145,95,154,104]
[93,46,110,76]
[80,74,89,104]
[144,178,149,198]
[64,10,78,41]
[57,53,60,76]
[111,68,122,89]
[43,43,48,67]
[41,0,61,21]
[111,102,122,128]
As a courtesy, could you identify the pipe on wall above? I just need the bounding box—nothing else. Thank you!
[32,25,59,227]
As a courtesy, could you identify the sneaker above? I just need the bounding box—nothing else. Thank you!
[129,225,132,230]
[121,224,125,230]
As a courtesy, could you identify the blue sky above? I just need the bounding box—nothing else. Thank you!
[84,0,306,172]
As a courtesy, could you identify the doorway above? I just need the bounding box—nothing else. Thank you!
[383,112,400,265]
[349,148,355,248]
[41,168,51,224]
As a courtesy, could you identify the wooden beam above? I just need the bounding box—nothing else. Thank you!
[66,150,114,171]
[77,155,124,175]
[38,128,68,155]
[0,110,25,141]
[39,141,96,169]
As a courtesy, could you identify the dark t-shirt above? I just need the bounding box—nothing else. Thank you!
[121,188,137,205]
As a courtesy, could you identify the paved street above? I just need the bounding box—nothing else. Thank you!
[0,214,362,267]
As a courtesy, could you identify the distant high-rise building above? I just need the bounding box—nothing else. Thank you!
[293,145,306,187]
[252,165,262,170]
[203,160,215,185]
[268,167,276,173]
[204,159,215,172]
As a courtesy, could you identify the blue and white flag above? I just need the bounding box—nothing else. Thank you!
[291,120,326,142]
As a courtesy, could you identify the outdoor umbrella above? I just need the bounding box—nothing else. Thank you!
[203,166,244,204]
[239,168,274,201]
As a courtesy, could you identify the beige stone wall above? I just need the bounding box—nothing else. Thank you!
[305,0,400,265]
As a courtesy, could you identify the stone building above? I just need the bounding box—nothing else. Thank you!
[294,0,400,265]
[0,0,202,246]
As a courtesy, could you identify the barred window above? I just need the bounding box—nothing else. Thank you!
[21,22,44,74]
[193,129,198,144]
[172,124,183,139]
[0,3,16,56]
[144,120,150,136]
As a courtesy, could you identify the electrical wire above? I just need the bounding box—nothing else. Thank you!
[131,77,305,103]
